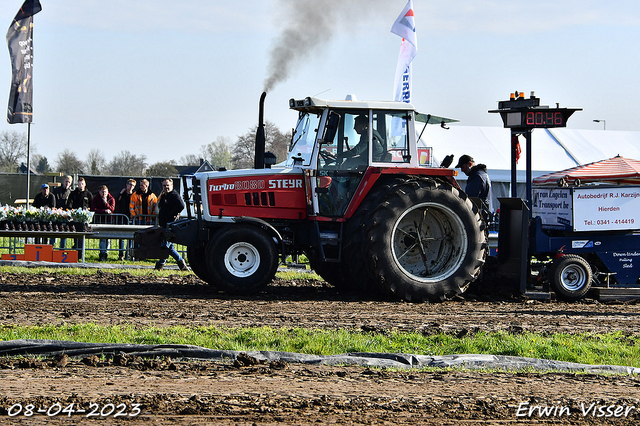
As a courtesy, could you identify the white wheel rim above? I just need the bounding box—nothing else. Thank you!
[224,242,260,278]
[560,264,588,291]
[391,202,468,283]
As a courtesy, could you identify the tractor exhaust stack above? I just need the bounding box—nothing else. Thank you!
[254,91,267,169]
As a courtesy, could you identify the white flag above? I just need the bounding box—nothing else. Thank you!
[391,0,417,104]
[391,0,417,50]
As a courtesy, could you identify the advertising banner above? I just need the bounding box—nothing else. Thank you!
[573,186,640,232]
[532,188,572,229]
[6,0,42,124]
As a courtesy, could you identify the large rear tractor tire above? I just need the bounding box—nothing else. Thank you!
[205,225,278,295]
[344,177,487,302]
[308,253,350,290]
[551,255,592,301]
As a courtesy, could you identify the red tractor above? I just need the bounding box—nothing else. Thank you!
[134,93,488,302]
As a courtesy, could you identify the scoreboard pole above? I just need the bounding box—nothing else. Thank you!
[509,129,533,208]
[510,130,518,198]
[526,130,533,210]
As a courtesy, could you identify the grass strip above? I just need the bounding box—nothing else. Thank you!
[0,266,319,280]
[0,324,638,367]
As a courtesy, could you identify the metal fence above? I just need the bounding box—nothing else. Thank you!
[0,213,186,262]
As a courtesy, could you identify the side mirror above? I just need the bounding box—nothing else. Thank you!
[321,112,340,145]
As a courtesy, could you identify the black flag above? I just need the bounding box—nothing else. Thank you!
[6,0,42,124]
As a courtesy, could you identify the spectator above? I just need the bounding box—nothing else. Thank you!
[67,177,93,257]
[33,183,55,209]
[91,185,115,262]
[52,175,73,248]
[155,178,187,271]
[67,177,93,209]
[115,178,136,260]
[129,178,158,225]
[32,184,55,245]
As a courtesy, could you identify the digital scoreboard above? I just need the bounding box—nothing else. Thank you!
[503,109,574,129]
[489,92,581,130]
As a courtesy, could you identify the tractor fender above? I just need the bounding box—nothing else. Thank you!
[230,216,285,258]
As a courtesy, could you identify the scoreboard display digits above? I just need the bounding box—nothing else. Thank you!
[525,111,565,127]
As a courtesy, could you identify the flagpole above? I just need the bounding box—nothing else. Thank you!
[26,122,31,208]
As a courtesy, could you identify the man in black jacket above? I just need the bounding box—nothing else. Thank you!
[67,177,93,256]
[155,178,187,271]
[456,154,493,218]
[115,179,136,260]
[67,177,93,209]
[33,183,55,209]
[32,184,55,244]
[52,175,73,248]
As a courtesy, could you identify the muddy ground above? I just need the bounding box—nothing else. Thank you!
[1,270,640,424]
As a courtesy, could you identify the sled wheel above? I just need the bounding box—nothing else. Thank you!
[187,245,215,286]
[344,177,487,302]
[551,255,592,301]
[205,225,278,295]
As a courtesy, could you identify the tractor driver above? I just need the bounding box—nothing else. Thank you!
[337,114,384,165]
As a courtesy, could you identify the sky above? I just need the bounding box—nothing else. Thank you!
[1,0,639,167]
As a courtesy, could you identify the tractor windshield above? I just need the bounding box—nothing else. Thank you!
[286,111,321,167]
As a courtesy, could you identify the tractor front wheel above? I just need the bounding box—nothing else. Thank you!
[205,225,278,295]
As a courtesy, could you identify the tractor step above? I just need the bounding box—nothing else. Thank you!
[316,222,343,262]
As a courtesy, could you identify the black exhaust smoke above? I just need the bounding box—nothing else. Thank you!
[254,91,267,169]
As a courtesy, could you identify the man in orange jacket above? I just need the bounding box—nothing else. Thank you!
[129,178,158,225]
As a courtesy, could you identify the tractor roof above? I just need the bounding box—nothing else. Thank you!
[289,96,415,112]
[289,96,458,125]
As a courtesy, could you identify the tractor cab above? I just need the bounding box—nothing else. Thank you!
[288,96,416,216]
[287,96,456,217]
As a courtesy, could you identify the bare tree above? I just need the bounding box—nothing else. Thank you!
[0,131,28,172]
[265,121,291,165]
[180,136,234,170]
[203,136,233,170]
[55,149,84,175]
[146,161,178,177]
[232,121,290,170]
[232,130,255,170]
[85,149,107,175]
[179,154,201,167]
[105,151,147,176]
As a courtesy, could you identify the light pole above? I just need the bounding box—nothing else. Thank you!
[593,119,606,130]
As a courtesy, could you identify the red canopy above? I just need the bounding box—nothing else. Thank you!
[533,156,640,186]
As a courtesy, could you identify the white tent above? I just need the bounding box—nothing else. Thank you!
[420,125,640,209]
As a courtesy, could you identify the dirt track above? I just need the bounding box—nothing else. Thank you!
[1,270,640,424]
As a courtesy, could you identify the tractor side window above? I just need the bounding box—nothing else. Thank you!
[376,110,410,163]
[287,112,321,167]
[317,111,367,171]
